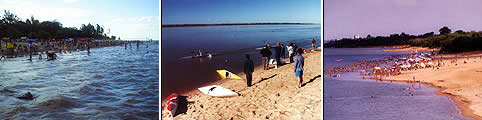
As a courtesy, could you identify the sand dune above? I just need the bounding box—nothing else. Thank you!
[162,51,321,119]
[384,51,482,120]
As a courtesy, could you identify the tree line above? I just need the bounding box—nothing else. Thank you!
[0,10,118,40]
[324,26,482,53]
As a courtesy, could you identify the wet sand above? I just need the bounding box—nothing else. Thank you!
[161,50,321,119]
[384,51,482,120]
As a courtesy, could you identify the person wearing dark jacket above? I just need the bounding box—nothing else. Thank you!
[281,43,286,58]
[244,54,254,87]
[274,42,282,65]
[260,44,272,70]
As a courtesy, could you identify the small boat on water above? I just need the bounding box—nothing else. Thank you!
[335,59,343,62]
[180,53,215,59]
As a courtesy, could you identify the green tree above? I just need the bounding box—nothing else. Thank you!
[455,30,464,34]
[439,26,451,35]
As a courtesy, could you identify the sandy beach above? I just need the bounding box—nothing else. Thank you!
[383,45,440,52]
[384,51,482,120]
[161,50,321,119]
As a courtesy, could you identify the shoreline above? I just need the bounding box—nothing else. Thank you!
[161,48,321,103]
[382,45,440,52]
[162,49,321,119]
[383,51,482,120]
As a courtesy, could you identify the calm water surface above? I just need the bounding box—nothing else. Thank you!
[323,48,471,120]
[161,25,320,99]
[0,42,159,119]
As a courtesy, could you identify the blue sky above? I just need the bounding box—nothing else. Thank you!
[0,0,159,40]
[161,0,321,24]
[325,0,482,40]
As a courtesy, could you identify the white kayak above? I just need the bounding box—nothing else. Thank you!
[198,85,238,97]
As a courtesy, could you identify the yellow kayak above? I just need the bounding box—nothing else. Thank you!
[216,70,242,80]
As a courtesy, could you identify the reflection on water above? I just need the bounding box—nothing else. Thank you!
[323,48,471,120]
[0,42,159,119]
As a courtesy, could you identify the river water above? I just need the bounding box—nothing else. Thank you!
[161,24,321,99]
[0,42,159,119]
[323,48,471,120]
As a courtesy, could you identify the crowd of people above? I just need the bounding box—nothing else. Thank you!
[0,38,146,61]
[322,51,481,81]
[244,39,317,88]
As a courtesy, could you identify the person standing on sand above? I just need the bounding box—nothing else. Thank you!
[274,42,282,65]
[281,43,286,58]
[260,44,272,70]
[287,43,295,63]
[244,54,254,87]
[294,48,304,88]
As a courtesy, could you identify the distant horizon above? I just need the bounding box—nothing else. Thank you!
[162,22,319,25]
[161,22,319,27]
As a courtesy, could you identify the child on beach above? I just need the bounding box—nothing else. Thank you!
[294,48,304,88]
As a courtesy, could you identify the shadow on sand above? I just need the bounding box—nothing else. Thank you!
[301,75,321,87]
[173,95,190,117]
[253,74,277,86]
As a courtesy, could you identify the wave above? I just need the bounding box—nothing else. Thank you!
[36,95,79,110]
[0,106,30,119]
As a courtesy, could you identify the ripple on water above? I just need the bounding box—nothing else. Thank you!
[0,43,159,119]
[79,86,95,95]
[92,75,104,78]
[1,106,29,118]
[36,95,78,110]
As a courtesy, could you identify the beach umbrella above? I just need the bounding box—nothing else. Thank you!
[374,67,381,70]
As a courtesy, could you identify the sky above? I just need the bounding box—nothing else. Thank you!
[324,0,482,41]
[0,0,159,40]
[161,0,321,24]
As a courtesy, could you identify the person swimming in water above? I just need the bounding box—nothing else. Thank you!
[0,50,6,60]
[46,51,57,60]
